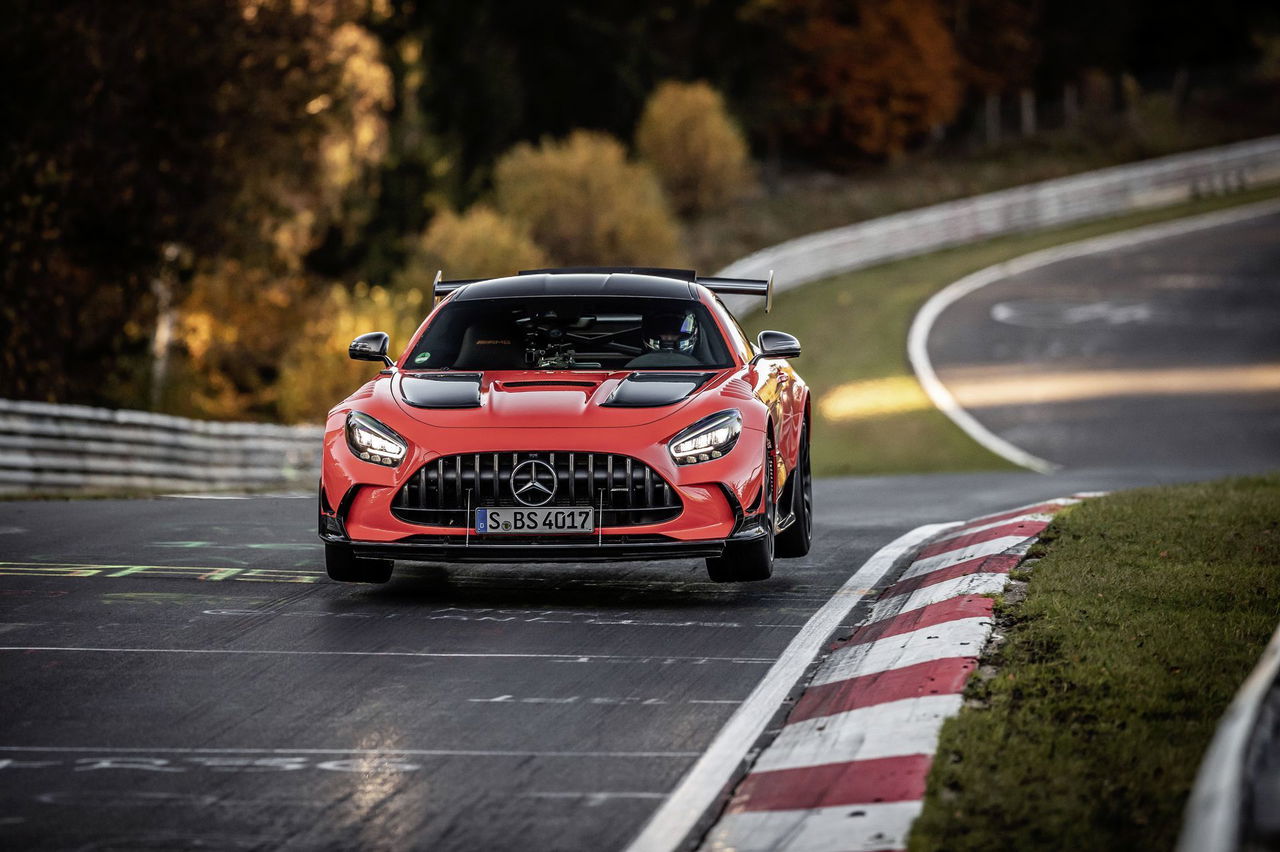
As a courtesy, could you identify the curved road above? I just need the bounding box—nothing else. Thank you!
[1,212,1278,850]
[928,210,1280,472]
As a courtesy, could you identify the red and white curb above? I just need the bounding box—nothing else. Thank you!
[699,498,1080,852]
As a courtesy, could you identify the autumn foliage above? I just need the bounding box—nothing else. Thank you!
[410,206,549,280]
[636,81,756,214]
[494,131,685,267]
[5,0,1267,424]
[759,0,963,160]
[276,284,429,424]
[1,0,391,410]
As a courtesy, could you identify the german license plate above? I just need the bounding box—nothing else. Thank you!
[476,507,595,535]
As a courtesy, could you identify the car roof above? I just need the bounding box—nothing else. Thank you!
[450,270,699,301]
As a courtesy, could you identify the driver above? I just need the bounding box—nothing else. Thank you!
[641,309,699,355]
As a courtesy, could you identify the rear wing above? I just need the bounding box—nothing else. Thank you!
[430,270,483,299]
[697,272,775,313]
[430,267,776,312]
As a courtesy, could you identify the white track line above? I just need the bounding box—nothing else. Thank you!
[704,801,923,852]
[624,523,955,852]
[0,745,698,758]
[907,198,1280,474]
[523,792,668,801]
[0,646,773,664]
[752,694,962,773]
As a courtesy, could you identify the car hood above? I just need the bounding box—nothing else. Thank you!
[386,370,728,428]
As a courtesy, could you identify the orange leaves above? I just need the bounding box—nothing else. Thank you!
[762,0,963,159]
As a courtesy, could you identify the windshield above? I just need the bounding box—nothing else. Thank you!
[404,296,733,371]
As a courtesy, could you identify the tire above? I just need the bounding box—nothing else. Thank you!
[325,542,394,584]
[776,427,813,558]
[706,438,775,582]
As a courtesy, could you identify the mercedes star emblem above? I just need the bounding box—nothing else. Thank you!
[510,459,558,506]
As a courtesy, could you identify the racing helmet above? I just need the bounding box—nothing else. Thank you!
[642,309,699,354]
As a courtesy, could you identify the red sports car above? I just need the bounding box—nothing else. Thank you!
[318,267,811,583]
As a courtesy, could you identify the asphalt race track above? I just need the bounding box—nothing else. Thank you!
[2,213,1278,851]
[928,210,1280,471]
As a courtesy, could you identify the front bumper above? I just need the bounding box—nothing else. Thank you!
[320,424,769,563]
[341,535,724,563]
[321,513,771,564]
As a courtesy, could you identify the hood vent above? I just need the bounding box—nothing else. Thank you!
[400,373,483,409]
[602,373,712,408]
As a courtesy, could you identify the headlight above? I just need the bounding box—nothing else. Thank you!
[345,411,407,467]
[669,409,742,465]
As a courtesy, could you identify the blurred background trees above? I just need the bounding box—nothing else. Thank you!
[3,0,1278,422]
[1,0,389,416]
[636,81,756,213]
[749,0,964,160]
[493,131,684,267]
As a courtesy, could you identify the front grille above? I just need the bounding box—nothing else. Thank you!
[391,451,682,528]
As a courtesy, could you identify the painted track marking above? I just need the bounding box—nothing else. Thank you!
[624,522,954,852]
[0,745,699,758]
[907,197,1280,473]
[706,801,923,851]
[808,617,994,688]
[751,694,964,772]
[0,646,774,664]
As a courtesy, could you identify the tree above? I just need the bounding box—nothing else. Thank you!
[749,0,964,161]
[406,206,549,281]
[275,283,427,424]
[636,80,756,215]
[950,0,1040,93]
[493,131,685,266]
[0,0,390,409]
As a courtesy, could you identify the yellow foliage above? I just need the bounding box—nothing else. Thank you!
[636,81,756,214]
[170,260,314,420]
[267,15,393,270]
[276,282,428,423]
[170,257,430,424]
[413,205,550,279]
[494,130,685,267]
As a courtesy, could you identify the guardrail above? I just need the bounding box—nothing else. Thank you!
[717,135,1280,304]
[0,398,322,495]
[7,135,1280,496]
[1178,621,1280,852]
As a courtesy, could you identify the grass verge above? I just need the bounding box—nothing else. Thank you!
[740,182,1280,477]
[910,473,1280,852]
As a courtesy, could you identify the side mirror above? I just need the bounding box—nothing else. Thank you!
[754,330,801,361]
[349,331,392,367]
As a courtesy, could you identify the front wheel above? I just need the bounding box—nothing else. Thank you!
[325,543,394,584]
[706,439,775,582]
[776,426,813,558]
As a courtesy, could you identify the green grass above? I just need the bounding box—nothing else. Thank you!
[738,183,1280,477]
[909,473,1280,852]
